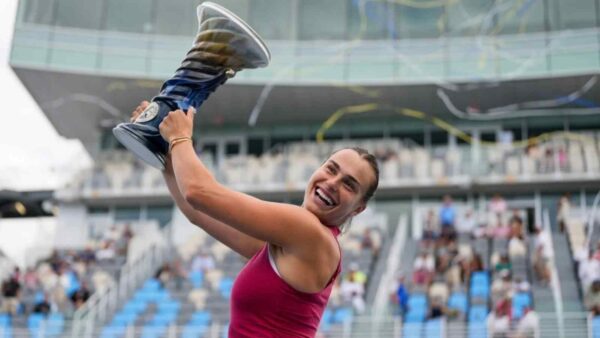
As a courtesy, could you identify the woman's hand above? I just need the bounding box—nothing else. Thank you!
[159,107,196,143]
[130,101,150,122]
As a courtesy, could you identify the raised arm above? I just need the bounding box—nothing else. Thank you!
[130,101,264,259]
[163,157,264,259]
[160,109,331,253]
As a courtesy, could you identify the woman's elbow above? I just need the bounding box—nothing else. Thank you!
[183,186,204,210]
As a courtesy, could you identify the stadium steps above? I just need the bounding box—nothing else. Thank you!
[552,232,585,312]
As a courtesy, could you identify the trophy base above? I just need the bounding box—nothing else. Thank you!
[113,123,167,170]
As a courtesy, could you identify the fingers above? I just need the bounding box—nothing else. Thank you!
[130,101,151,122]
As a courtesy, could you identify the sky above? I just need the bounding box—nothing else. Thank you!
[0,0,91,191]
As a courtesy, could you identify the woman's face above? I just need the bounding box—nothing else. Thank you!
[304,149,375,226]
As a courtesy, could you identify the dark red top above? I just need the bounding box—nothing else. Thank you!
[229,226,342,338]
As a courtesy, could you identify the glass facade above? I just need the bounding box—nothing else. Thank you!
[18,0,600,38]
[11,0,600,83]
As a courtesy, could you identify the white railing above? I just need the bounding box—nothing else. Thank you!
[544,208,566,338]
[373,214,408,316]
[70,243,169,338]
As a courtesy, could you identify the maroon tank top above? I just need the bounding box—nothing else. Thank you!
[229,226,342,338]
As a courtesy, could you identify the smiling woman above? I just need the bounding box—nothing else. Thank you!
[129,101,379,337]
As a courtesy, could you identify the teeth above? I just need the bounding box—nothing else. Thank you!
[316,188,334,206]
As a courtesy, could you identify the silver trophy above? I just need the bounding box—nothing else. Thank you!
[113,2,271,170]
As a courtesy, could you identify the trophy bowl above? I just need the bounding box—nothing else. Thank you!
[113,2,271,170]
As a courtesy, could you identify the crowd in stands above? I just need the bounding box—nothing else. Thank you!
[96,216,384,338]
[0,224,135,336]
[392,194,543,337]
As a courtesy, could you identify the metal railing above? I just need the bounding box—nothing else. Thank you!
[544,209,566,338]
[373,214,408,316]
[70,243,169,338]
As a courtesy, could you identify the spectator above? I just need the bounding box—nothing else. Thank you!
[427,296,447,320]
[32,293,52,315]
[491,270,513,305]
[70,282,91,309]
[578,251,600,290]
[508,209,523,229]
[584,280,600,316]
[422,209,439,247]
[413,251,435,286]
[508,235,527,258]
[155,263,172,287]
[509,212,524,238]
[556,194,571,232]
[96,241,116,261]
[395,274,409,316]
[347,262,367,285]
[361,227,381,257]
[487,309,510,338]
[190,251,215,273]
[23,267,38,292]
[428,278,449,304]
[489,194,507,216]
[456,209,476,234]
[512,276,531,293]
[490,219,511,239]
[513,307,540,338]
[532,227,553,285]
[171,259,187,290]
[1,277,21,315]
[340,272,365,314]
[79,245,97,264]
[494,254,512,274]
[439,195,457,242]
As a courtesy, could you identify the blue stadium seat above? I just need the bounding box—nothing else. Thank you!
[100,325,126,338]
[142,279,162,292]
[425,319,442,337]
[151,312,177,326]
[405,309,427,323]
[141,325,167,338]
[468,322,487,338]
[189,271,204,288]
[122,300,147,315]
[469,284,490,299]
[332,307,353,324]
[190,311,211,326]
[182,324,209,338]
[112,312,138,326]
[448,292,468,314]
[408,293,428,309]
[28,313,45,336]
[470,272,490,287]
[64,271,81,296]
[46,313,65,336]
[157,300,180,314]
[592,316,600,338]
[512,292,532,319]
[402,322,422,338]
[468,305,488,322]
[405,293,428,323]
[221,323,229,338]
[0,314,9,327]
[319,308,333,333]
[0,314,12,338]
[219,277,234,299]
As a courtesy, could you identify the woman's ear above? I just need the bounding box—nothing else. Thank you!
[351,203,367,218]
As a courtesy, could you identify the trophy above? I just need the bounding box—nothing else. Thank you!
[113,2,270,170]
